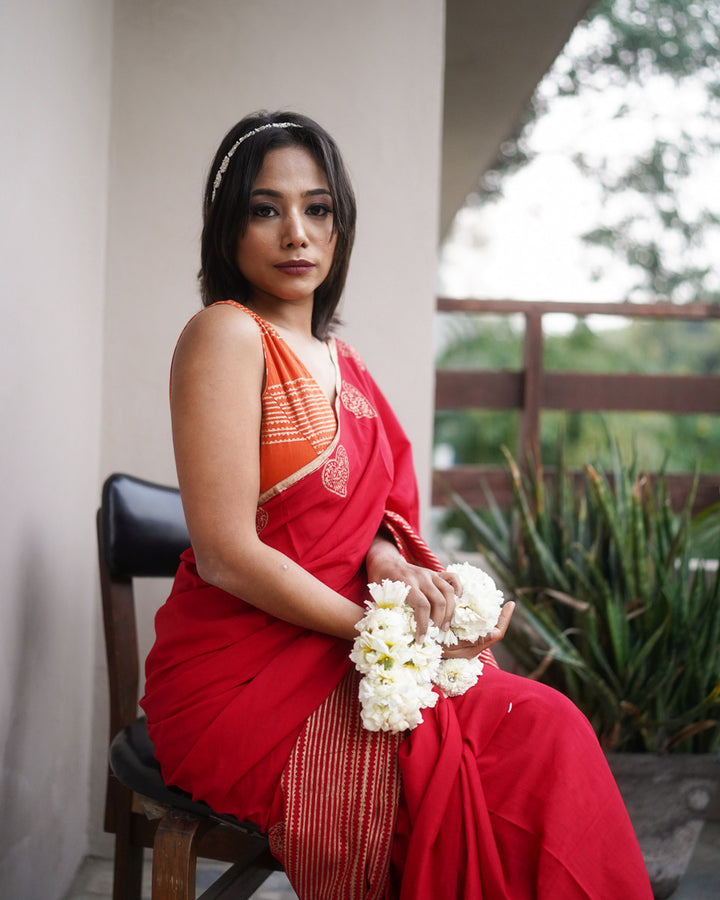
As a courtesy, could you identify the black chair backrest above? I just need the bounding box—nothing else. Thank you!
[99,472,189,746]
[102,473,189,579]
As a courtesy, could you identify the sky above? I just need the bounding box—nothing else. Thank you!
[437,18,720,330]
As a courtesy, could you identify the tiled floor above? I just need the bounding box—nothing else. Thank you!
[63,856,297,900]
[64,822,720,899]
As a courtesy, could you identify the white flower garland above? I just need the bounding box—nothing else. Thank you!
[350,563,504,732]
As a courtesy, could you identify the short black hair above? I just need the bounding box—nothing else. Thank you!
[199,111,356,340]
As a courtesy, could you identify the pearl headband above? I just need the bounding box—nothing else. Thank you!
[210,122,302,203]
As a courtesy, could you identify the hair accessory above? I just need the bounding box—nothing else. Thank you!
[210,122,302,203]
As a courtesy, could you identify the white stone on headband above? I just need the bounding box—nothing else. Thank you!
[210,122,302,203]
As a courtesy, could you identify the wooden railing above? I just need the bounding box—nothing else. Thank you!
[432,298,720,512]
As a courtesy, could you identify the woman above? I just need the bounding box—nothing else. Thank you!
[141,111,652,899]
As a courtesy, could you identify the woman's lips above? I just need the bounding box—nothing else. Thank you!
[275,260,315,276]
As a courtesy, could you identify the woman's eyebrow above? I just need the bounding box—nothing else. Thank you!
[250,188,332,198]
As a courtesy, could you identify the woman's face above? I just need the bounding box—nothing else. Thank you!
[236,145,337,311]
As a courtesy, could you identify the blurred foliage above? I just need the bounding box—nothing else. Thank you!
[438,3,720,753]
[693,502,720,558]
[437,2,720,548]
[447,439,720,752]
[477,0,720,302]
[548,0,720,92]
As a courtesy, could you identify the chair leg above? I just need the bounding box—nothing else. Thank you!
[152,810,211,900]
[112,791,143,900]
[113,836,143,900]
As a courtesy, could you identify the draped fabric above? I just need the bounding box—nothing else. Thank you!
[389,669,652,899]
[141,304,653,899]
[277,668,402,900]
[356,511,651,899]
[141,312,419,830]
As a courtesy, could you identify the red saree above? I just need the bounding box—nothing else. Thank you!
[141,313,652,899]
[141,333,418,829]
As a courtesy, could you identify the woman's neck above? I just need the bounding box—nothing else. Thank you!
[244,294,335,402]
[245,294,314,340]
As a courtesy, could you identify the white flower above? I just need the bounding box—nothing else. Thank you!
[447,562,504,643]
[353,580,441,732]
[406,635,443,682]
[352,564,500,732]
[358,606,413,647]
[350,628,400,675]
[437,627,459,647]
[358,666,437,731]
[435,656,484,697]
[351,603,415,676]
[367,578,411,608]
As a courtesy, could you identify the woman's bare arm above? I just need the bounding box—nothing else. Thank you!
[170,304,362,640]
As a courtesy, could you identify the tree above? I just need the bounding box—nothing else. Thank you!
[478,0,720,302]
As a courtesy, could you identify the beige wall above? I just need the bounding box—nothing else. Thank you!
[102,0,445,494]
[0,0,444,884]
[0,1,113,897]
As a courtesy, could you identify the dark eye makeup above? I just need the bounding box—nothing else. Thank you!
[250,202,333,219]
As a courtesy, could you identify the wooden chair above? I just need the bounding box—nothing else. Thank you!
[98,472,281,900]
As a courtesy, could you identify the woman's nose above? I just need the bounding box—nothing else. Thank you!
[282,212,308,248]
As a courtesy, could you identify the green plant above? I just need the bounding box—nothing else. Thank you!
[448,440,720,753]
[692,500,720,561]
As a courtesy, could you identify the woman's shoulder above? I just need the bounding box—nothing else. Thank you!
[177,301,262,351]
[172,301,265,382]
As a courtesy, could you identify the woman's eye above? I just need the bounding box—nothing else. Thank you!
[307,204,333,218]
[252,204,277,218]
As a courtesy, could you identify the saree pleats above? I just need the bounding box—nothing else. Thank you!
[278,669,401,900]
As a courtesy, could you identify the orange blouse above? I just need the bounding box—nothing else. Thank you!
[213,301,338,498]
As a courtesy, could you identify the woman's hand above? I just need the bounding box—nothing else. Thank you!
[441,601,515,658]
[365,535,463,641]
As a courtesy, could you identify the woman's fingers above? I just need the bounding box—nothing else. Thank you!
[441,601,515,659]
[433,571,457,632]
[477,600,516,651]
[407,591,431,642]
[440,570,463,599]
[492,601,515,643]
[443,642,483,659]
[437,571,461,631]
[400,569,515,649]
[365,554,467,642]
[406,570,459,641]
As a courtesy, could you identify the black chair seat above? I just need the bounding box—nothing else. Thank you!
[109,716,265,837]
